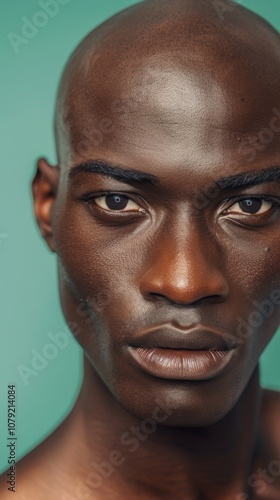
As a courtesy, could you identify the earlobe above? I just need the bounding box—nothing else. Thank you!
[32,157,60,253]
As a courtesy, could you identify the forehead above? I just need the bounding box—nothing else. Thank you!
[59,34,280,185]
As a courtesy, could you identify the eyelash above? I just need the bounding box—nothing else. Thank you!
[82,190,138,200]
[222,194,280,214]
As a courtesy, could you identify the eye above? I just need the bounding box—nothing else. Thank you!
[94,194,144,212]
[227,198,273,215]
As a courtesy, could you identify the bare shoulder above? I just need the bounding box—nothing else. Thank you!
[261,387,280,413]
[0,413,79,500]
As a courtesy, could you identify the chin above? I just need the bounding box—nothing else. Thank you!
[115,385,240,428]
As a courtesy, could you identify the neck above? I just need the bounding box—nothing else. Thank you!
[68,355,264,499]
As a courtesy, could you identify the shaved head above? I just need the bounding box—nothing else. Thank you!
[54,0,280,169]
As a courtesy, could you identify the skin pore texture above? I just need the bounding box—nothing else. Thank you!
[2,0,280,498]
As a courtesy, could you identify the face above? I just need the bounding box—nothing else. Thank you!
[34,44,280,427]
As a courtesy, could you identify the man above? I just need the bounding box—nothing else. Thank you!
[2,0,280,498]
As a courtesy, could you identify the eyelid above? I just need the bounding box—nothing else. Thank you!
[80,191,148,214]
[221,195,280,216]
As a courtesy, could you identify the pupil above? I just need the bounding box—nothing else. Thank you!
[106,195,128,210]
[239,199,262,214]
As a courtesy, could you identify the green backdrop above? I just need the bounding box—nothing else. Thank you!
[1,0,280,473]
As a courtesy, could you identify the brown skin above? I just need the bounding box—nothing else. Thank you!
[2,0,280,498]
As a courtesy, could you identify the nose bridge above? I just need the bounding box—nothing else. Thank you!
[139,213,228,304]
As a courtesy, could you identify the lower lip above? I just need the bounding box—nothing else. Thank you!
[127,347,235,381]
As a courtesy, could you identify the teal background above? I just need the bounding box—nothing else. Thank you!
[0,0,280,473]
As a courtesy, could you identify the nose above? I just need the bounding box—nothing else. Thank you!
[139,218,229,305]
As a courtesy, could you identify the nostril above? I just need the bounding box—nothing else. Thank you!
[145,292,167,302]
[148,292,225,306]
[202,295,226,304]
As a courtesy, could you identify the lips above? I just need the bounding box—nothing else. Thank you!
[128,324,236,351]
[126,324,237,381]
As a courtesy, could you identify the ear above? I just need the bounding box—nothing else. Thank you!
[32,157,60,253]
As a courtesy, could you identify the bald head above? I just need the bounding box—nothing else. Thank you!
[54,0,280,168]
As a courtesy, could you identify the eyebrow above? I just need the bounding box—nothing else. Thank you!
[68,160,280,191]
[68,160,159,186]
[217,165,280,191]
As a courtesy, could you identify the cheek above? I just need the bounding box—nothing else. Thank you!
[54,205,144,369]
[218,220,280,298]
[221,231,280,355]
[55,203,127,298]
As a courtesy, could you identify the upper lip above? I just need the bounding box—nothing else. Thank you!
[128,324,236,351]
